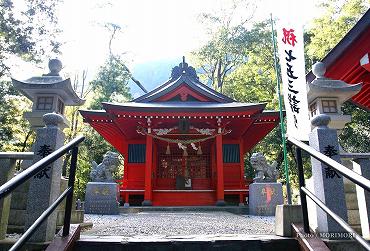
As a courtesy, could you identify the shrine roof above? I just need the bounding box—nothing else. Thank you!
[79,58,282,152]
[101,101,266,113]
[133,58,234,103]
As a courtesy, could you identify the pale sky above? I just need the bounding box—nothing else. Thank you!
[11,0,319,81]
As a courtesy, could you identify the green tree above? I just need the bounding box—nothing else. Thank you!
[305,0,369,67]
[223,20,278,109]
[89,55,132,109]
[339,103,370,152]
[192,0,255,90]
[0,81,33,151]
[0,0,61,77]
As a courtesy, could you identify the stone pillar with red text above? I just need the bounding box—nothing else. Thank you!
[249,152,283,216]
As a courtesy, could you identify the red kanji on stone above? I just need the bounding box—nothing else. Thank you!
[282,28,297,47]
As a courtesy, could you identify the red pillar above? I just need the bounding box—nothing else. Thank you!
[142,134,153,206]
[239,140,244,188]
[239,140,245,206]
[123,142,130,206]
[123,142,129,185]
[216,134,226,206]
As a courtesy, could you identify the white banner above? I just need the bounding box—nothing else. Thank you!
[277,21,310,141]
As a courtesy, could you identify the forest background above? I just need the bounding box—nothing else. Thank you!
[0,0,369,201]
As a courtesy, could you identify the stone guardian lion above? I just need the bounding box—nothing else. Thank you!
[90,151,121,182]
[250,152,278,183]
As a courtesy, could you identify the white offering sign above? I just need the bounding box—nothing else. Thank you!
[277,21,310,141]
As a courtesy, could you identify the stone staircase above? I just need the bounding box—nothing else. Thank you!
[7,177,84,234]
[72,235,300,251]
[344,177,362,235]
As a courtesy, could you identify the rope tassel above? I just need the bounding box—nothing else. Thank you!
[197,144,202,155]
[166,143,171,155]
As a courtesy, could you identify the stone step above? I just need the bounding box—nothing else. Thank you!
[350,224,362,235]
[344,181,356,193]
[119,206,249,215]
[8,209,25,226]
[345,193,359,210]
[73,235,300,251]
[348,209,361,225]
[6,225,24,234]
[9,191,28,210]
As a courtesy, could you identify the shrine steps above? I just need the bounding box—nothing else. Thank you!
[119,206,249,215]
[73,234,300,251]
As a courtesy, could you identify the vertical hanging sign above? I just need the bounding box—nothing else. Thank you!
[277,22,310,141]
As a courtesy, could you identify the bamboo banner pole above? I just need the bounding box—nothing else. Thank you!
[270,13,292,205]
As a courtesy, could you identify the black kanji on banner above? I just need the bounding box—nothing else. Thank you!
[283,48,301,128]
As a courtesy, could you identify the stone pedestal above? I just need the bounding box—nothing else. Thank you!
[0,159,16,239]
[275,205,303,236]
[84,182,119,215]
[309,115,347,235]
[249,183,283,216]
[24,113,65,242]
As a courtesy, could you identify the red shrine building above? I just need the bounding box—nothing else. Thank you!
[80,59,281,206]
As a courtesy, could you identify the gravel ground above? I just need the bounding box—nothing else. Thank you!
[82,212,275,236]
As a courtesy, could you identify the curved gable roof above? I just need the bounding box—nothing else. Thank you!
[133,59,235,103]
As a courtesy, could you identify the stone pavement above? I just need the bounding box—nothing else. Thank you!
[82,211,275,237]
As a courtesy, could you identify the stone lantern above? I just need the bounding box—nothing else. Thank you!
[307,62,362,130]
[11,59,85,129]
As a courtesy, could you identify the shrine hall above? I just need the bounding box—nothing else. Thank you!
[80,59,281,206]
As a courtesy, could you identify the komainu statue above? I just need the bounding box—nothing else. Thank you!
[90,151,121,182]
[250,152,278,183]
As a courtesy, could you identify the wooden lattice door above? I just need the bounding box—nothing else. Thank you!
[157,154,210,179]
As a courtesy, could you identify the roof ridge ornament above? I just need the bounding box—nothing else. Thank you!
[171,56,199,80]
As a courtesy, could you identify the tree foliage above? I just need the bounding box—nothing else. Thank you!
[192,0,255,90]
[0,81,33,151]
[339,103,370,152]
[305,0,369,67]
[89,55,132,109]
[0,0,61,77]
[223,20,278,109]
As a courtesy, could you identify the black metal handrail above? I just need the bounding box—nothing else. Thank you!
[0,135,84,251]
[288,136,370,251]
